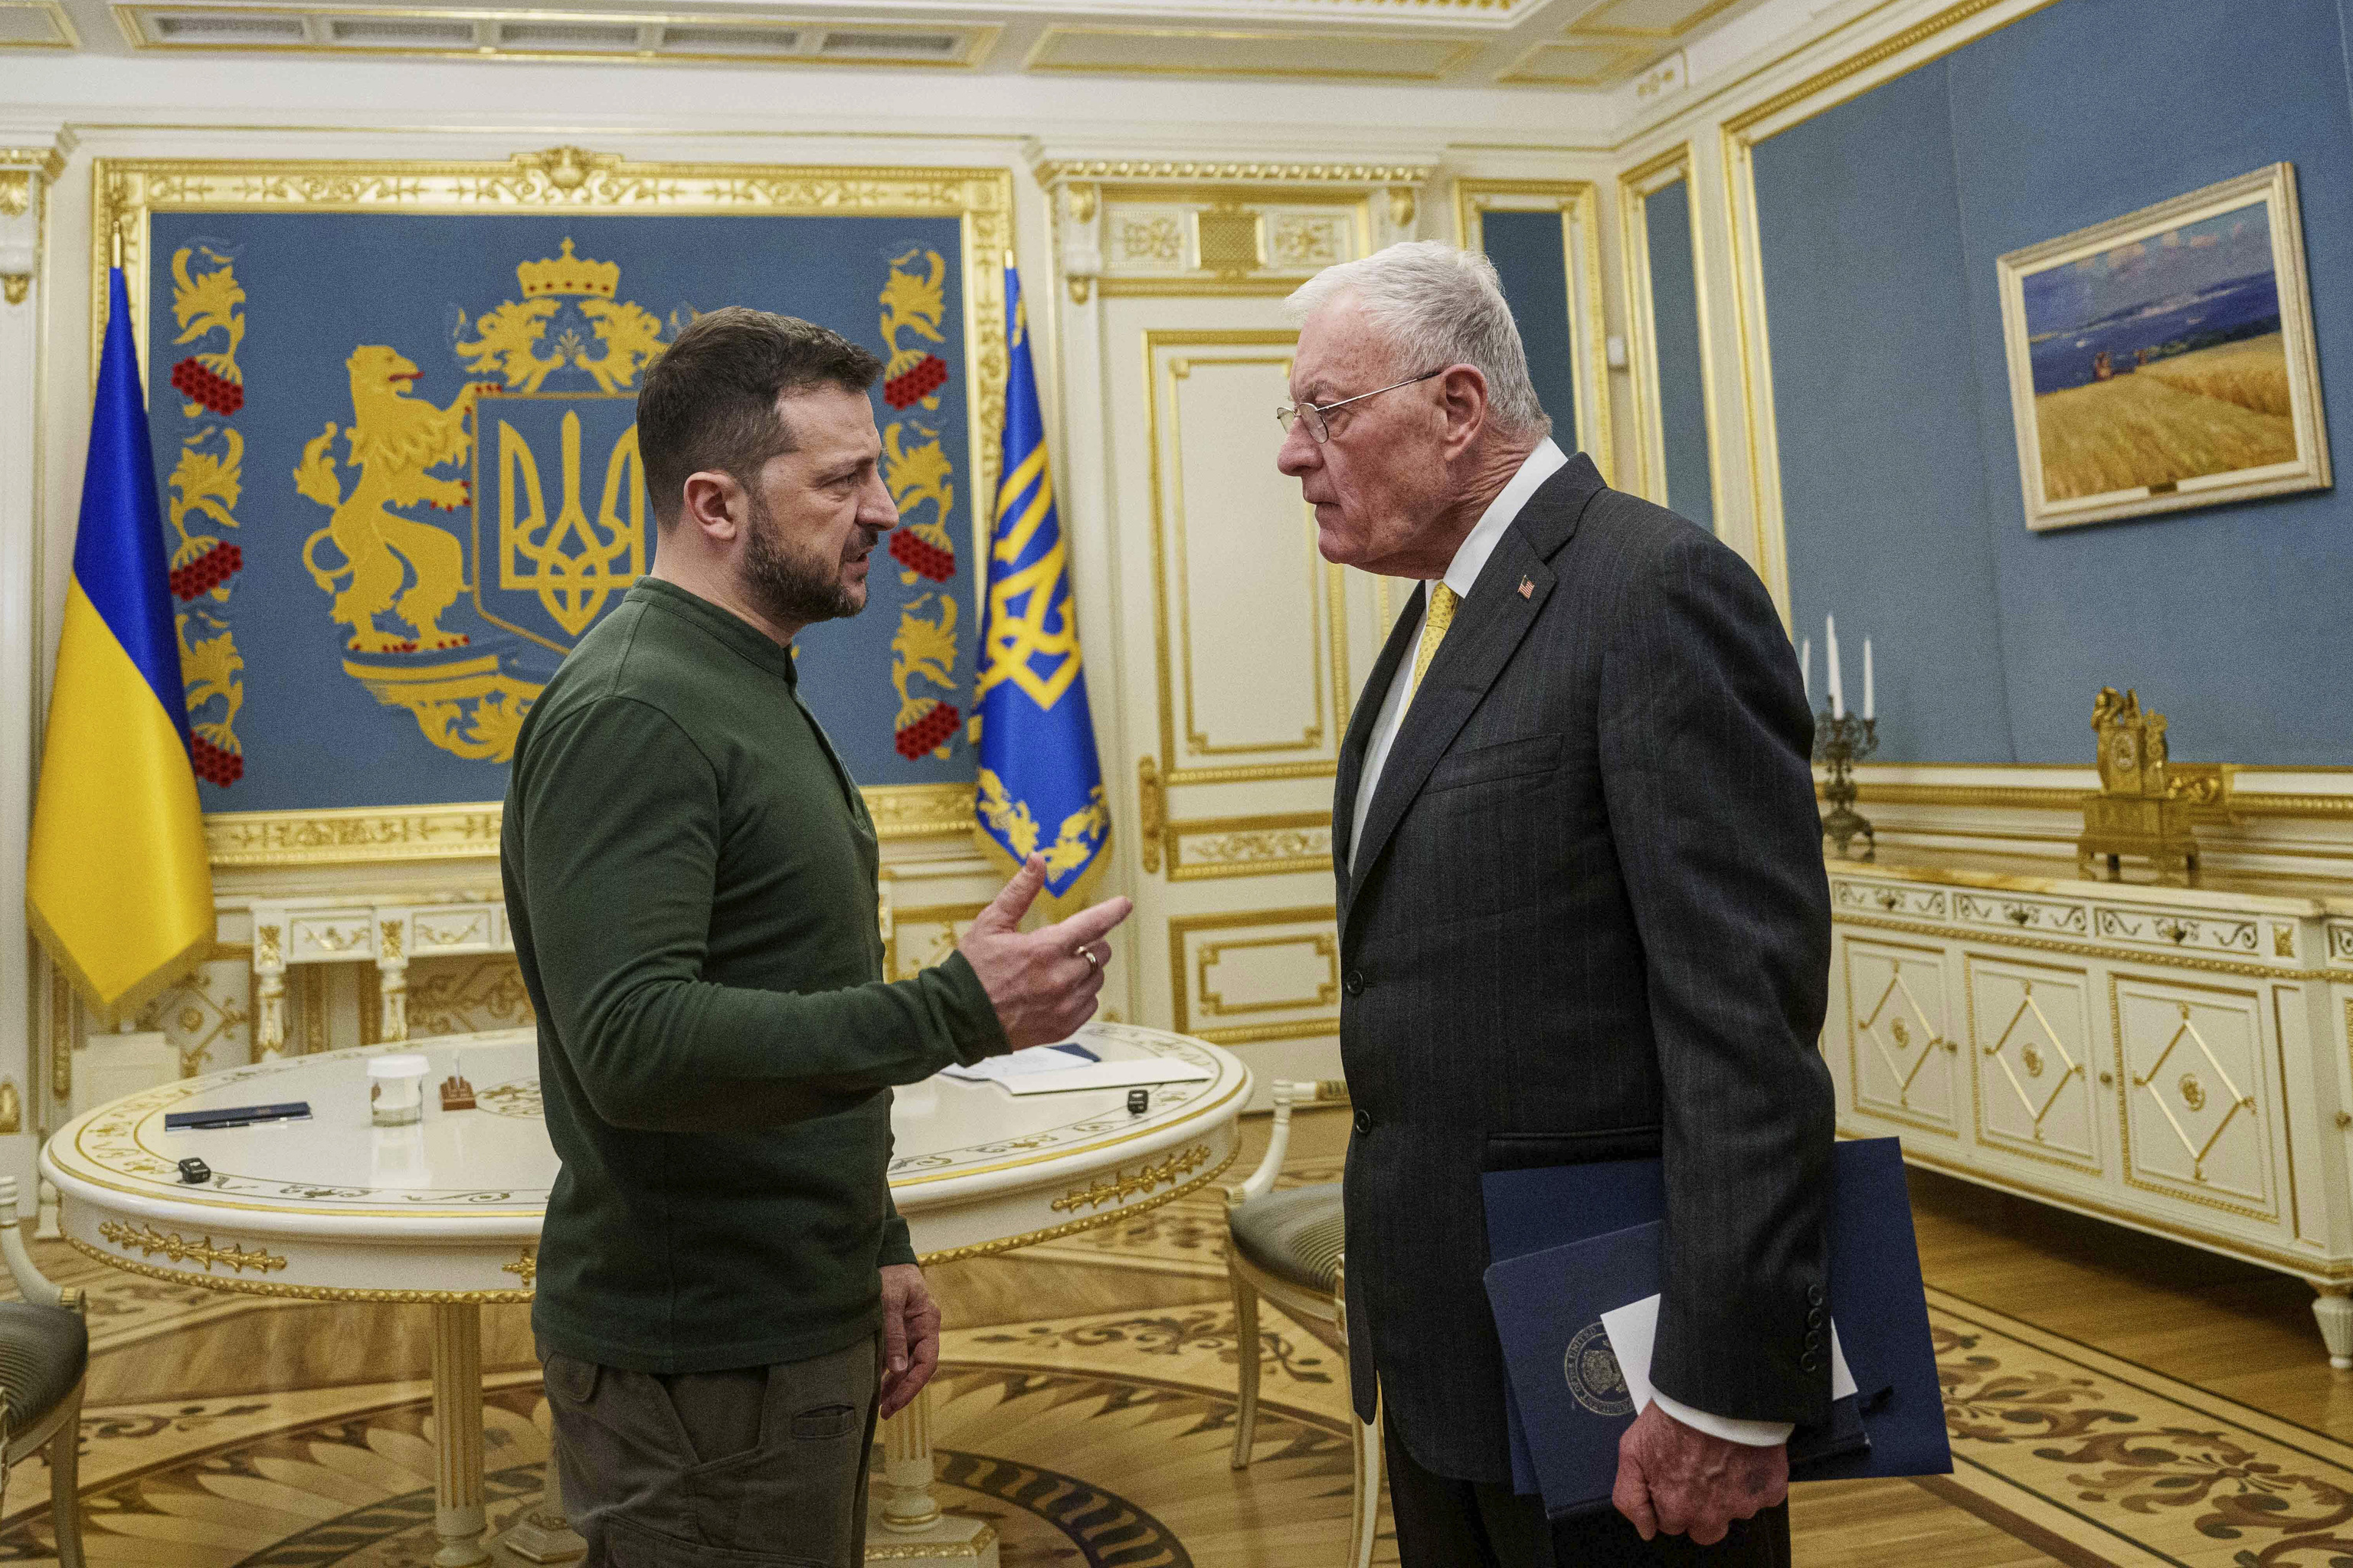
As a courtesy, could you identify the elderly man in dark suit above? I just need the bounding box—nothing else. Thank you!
[1275,241,1834,1566]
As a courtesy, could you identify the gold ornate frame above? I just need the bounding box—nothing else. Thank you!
[1452,178,1614,485]
[1615,144,1724,523]
[93,146,1014,866]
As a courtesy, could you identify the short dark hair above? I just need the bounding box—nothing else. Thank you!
[637,307,883,527]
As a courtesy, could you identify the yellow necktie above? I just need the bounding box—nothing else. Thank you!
[1408,582,1459,709]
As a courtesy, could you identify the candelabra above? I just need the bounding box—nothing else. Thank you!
[1815,709,1877,861]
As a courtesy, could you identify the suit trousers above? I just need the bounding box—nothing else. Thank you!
[541,1334,881,1566]
[1384,1421,1792,1568]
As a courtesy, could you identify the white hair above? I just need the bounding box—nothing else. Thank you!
[1285,241,1551,440]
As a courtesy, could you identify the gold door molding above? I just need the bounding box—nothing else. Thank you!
[1168,905,1339,1046]
[1163,810,1333,881]
[1453,178,1613,486]
[1088,183,1379,300]
[1615,144,1725,521]
[1142,330,1351,787]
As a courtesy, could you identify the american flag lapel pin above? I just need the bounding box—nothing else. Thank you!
[1517,576,1534,599]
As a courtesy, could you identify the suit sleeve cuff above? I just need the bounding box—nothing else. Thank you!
[1648,1388,1793,1447]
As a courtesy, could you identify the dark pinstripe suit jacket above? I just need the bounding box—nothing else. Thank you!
[1334,453,1834,1484]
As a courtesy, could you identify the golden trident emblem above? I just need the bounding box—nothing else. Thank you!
[497,410,644,637]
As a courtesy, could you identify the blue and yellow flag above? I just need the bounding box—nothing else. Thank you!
[27,268,215,1018]
[974,262,1108,905]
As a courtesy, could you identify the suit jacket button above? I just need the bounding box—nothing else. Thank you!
[1353,1108,1373,1135]
[1806,1307,1824,1328]
[1804,1329,1821,1350]
[1800,1353,1820,1373]
[1807,1285,1824,1307]
[1343,969,1366,996]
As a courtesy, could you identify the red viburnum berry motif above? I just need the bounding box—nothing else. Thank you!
[881,354,950,410]
[169,358,244,417]
[169,541,243,602]
[888,530,957,582]
[894,702,961,760]
[189,734,243,787]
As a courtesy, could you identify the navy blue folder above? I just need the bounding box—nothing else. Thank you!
[1481,1137,1951,1507]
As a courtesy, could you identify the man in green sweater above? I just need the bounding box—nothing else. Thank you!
[503,307,1131,1566]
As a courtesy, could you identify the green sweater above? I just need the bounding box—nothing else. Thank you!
[503,578,1008,1373]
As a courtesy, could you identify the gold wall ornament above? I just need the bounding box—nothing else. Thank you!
[1,274,26,306]
[98,1219,288,1275]
[1137,756,1164,874]
[1387,185,1417,231]
[1035,160,1434,185]
[0,1080,20,1134]
[2077,688,2215,885]
[502,1246,537,1285]
[1049,1142,1213,1213]
[0,169,28,218]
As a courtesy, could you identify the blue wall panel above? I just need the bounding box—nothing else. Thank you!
[1756,66,2014,761]
[1756,0,2353,764]
[1482,209,1579,450]
[1644,180,1716,532]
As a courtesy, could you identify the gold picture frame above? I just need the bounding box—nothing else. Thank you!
[1996,162,2331,532]
[95,146,1014,866]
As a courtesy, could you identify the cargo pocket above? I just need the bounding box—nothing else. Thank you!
[686,1342,876,1563]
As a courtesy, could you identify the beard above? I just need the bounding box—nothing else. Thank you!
[740,490,865,627]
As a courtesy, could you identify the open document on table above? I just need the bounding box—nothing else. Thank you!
[940,1043,1218,1096]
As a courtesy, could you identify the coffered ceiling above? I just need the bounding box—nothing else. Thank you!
[0,0,1773,89]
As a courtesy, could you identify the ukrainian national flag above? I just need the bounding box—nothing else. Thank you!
[27,268,214,1018]
[974,261,1108,906]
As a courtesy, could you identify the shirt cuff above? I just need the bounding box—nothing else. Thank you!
[1648,1388,1794,1447]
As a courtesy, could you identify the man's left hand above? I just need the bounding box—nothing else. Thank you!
[878,1263,942,1419]
[1612,1402,1788,1546]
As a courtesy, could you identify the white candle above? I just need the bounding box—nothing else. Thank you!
[1825,615,1844,720]
[1863,638,1874,722]
[1800,637,1812,701]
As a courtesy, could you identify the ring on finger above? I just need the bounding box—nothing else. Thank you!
[1075,944,1101,970]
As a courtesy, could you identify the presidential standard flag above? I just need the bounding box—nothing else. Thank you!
[27,267,215,1017]
[973,261,1108,905]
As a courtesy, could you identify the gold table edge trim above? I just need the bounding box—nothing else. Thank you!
[61,1144,1240,1297]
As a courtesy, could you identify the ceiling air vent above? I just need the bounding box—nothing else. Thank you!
[657,21,800,55]
[147,10,307,42]
[327,15,477,47]
[817,28,957,59]
[496,18,641,49]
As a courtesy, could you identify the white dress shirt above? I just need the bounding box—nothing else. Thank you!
[1346,437,1793,1449]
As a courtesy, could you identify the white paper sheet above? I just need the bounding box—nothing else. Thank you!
[939,1044,1216,1096]
[1597,1295,1857,1418]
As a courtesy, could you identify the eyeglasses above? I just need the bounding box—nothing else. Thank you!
[1276,368,1444,444]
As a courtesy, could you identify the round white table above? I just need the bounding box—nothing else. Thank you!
[42,1020,1248,1566]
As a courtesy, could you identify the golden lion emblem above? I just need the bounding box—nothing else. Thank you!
[293,346,491,653]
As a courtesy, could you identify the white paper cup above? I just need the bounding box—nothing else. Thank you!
[368,1053,430,1127]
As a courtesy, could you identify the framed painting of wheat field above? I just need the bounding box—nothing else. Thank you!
[1997,162,2330,532]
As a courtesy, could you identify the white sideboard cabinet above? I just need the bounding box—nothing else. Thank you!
[1826,854,2353,1364]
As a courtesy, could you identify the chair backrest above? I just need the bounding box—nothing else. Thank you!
[1228,1079,1347,1206]
[0,1182,64,1310]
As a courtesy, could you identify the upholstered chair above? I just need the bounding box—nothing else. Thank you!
[0,1177,88,1568]
[1224,1079,1379,1568]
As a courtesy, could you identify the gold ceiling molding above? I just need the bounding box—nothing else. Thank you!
[207,784,977,867]
[0,144,67,182]
[0,0,74,46]
[1565,0,1746,41]
[1723,0,2055,139]
[1035,159,1435,186]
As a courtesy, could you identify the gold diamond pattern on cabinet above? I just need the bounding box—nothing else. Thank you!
[1846,938,1957,1134]
[2113,976,2278,1221]
[1967,957,2101,1174]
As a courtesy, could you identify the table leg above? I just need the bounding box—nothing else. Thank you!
[499,1467,587,1563]
[429,1302,490,1568]
[869,1385,998,1566]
